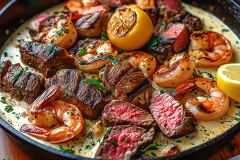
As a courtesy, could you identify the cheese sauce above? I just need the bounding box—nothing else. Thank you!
[0,3,239,158]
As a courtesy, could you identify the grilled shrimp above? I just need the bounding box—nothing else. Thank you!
[153,52,195,87]
[20,86,84,143]
[174,78,229,121]
[65,0,110,20]
[39,10,78,49]
[189,31,232,67]
[71,39,118,72]
[119,51,156,78]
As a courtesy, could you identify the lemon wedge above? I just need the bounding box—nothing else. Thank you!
[216,63,240,102]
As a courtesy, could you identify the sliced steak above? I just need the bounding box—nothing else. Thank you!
[99,0,134,7]
[75,12,112,37]
[161,23,189,53]
[101,61,152,110]
[19,41,76,77]
[164,0,182,14]
[168,10,202,32]
[0,60,11,91]
[95,125,155,160]
[74,80,105,119]
[45,69,105,119]
[0,61,44,104]
[149,91,196,138]
[102,100,155,128]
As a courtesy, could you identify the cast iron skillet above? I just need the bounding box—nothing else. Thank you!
[0,0,239,160]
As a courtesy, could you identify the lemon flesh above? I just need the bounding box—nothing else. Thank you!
[217,64,240,102]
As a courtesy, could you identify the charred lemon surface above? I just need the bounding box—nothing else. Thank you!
[107,5,153,51]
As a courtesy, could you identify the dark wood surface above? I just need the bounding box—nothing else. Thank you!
[0,128,239,160]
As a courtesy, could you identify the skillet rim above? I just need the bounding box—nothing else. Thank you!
[0,0,239,159]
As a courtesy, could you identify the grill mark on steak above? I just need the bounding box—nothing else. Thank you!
[149,91,196,138]
[19,41,76,77]
[45,69,105,119]
[102,61,152,109]
[95,125,155,160]
[101,100,155,128]
[0,61,44,104]
[75,12,112,37]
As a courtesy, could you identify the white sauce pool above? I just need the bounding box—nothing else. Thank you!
[0,3,239,158]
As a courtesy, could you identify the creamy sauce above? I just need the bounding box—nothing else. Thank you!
[0,3,240,158]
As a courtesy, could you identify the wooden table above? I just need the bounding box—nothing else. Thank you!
[0,128,239,160]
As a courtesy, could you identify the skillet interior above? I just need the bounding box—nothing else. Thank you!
[0,0,239,160]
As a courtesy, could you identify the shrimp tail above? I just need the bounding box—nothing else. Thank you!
[20,124,48,140]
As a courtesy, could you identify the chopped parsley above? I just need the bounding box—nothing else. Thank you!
[84,79,105,91]
[59,145,75,154]
[159,88,165,94]
[78,47,87,56]
[84,139,96,150]
[148,37,158,48]
[4,105,13,113]
[124,137,131,142]
[0,97,7,104]
[64,28,69,33]
[111,139,118,146]
[100,32,108,40]
[234,112,240,122]
[221,28,229,32]
[84,37,91,42]
[59,14,65,19]
[13,71,23,81]
[108,55,120,65]
[49,46,60,56]
[105,126,112,133]
[168,89,174,95]
[3,51,8,57]
[141,143,159,153]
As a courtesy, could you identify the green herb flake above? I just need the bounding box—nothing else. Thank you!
[5,105,13,113]
[141,143,159,153]
[151,152,157,157]
[70,111,74,115]
[84,38,91,42]
[84,79,105,91]
[108,55,120,65]
[13,71,23,81]
[100,32,108,40]
[111,139,118,146]
[3,51,8,57]
[105,126,112,133]
[3,158,11,160]
[59,145,75,154]
[64,28,69,33]
[221,28,229,32]
[124,137,131,142]
[159,88,165,94]
[168,89,174,95]
[234,112,240,122]
[148,37,158,48]
[59,14,65,19]
[78,47,87,56]
[0,97,7,104]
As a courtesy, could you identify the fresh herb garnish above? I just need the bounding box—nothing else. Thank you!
[108,55,120,65]
[100,32,108,40]
[111,139,118,146]
[141,143,159,153]
[3,51,8,57]
[13,71,23,81]
[78,47,87,56]
[59,145,75,154]
[221,28,229,32]
[84,37,91,42]
[84,139,96,150]
[105,126,112,133]
[59,14,65,19]
[4,105,13,113]
[168,89,174,95]
[84,79,105,91]
[148,37,158,48]
[50,46,60,56]
[234,112,240,122]
[64,28,69,33]
[124,137,131,142]
[159,88,165,94]
[0,97,7,104]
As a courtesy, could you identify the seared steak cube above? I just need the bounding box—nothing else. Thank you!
[45,69,105,119]
[149,91,196,138]
[19,41,76,77]
[75,12,112,37]
[101,61,152,110]
[95,125,155,160]
[101,100,155,128]
[0,61,44,104]
[0,60,11,90]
